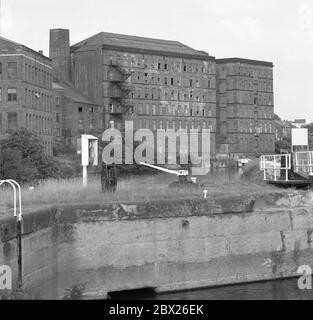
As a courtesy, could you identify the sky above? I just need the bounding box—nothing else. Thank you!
[1,0,313,121]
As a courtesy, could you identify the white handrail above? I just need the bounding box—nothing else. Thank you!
[7,179,22,222]
[0,179,22,221]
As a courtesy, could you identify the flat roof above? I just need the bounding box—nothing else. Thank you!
[216,57,273,67]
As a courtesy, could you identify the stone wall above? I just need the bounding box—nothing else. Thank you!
[1,192,313,299]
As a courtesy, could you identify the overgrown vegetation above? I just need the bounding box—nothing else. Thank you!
[63,283,86,300]
[0,283,35,300]
[275,137,291,154]
[0,129,60,184]
[0,170,282,214]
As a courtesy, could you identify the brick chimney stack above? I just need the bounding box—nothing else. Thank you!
[49,28,71,82]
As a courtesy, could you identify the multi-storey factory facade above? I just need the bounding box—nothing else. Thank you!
[68,31,217,155]
[216,58,275,156]
[1,29,275,159]
[0,37,54,155]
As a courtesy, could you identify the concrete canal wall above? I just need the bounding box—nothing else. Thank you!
[1,191,313,299]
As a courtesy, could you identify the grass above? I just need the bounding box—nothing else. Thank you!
[0,171,283,216]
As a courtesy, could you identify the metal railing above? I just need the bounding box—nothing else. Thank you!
[0,179,22,221]
[260,154,291,182]
[294,151,313,175]
[0,179,23,284]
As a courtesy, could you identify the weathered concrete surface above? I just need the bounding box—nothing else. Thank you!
[1,192,313,299]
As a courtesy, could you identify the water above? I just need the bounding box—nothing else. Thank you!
[111,278,313,300]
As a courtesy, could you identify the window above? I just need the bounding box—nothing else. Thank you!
[56,113,60,122]
[56,97,60,106]
[8,88,17,101]
[78,107,83,113]
[8,62,17,79]
[164,77,168,85]
[171,78,174,85]
[0,62,2,74]
[190,79,193,87]
[164,63,168,70]
[7,112,18,130]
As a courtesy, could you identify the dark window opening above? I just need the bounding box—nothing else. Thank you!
[8,112,18,130]
[8,88,17,101]
[78,107,83,113]
[171,78,174,85]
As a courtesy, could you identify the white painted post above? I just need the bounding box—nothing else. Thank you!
[83,165,87,187]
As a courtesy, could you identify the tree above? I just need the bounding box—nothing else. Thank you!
[274,114,282,121]
[275,137,291,154]
[0,148,38,184]
[0,129,60,184]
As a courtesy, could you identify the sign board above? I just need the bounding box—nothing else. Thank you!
[81,135,99,166]
[292,128,308,147]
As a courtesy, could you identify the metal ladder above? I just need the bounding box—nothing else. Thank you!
[0,179,23,284]
[0,179,22,221]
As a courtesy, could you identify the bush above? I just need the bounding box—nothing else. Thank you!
[0,129,60,184]
[0,148,38,184]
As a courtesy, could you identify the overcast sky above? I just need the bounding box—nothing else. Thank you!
[2,0,313,121]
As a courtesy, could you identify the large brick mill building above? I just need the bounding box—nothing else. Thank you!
[0,29,275,157]
[0,37,54,155]
[50,29,217,154]
[216,58,275,155]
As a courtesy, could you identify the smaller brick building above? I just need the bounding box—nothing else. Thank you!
[274,119,292,141]
[53,81,103,148]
